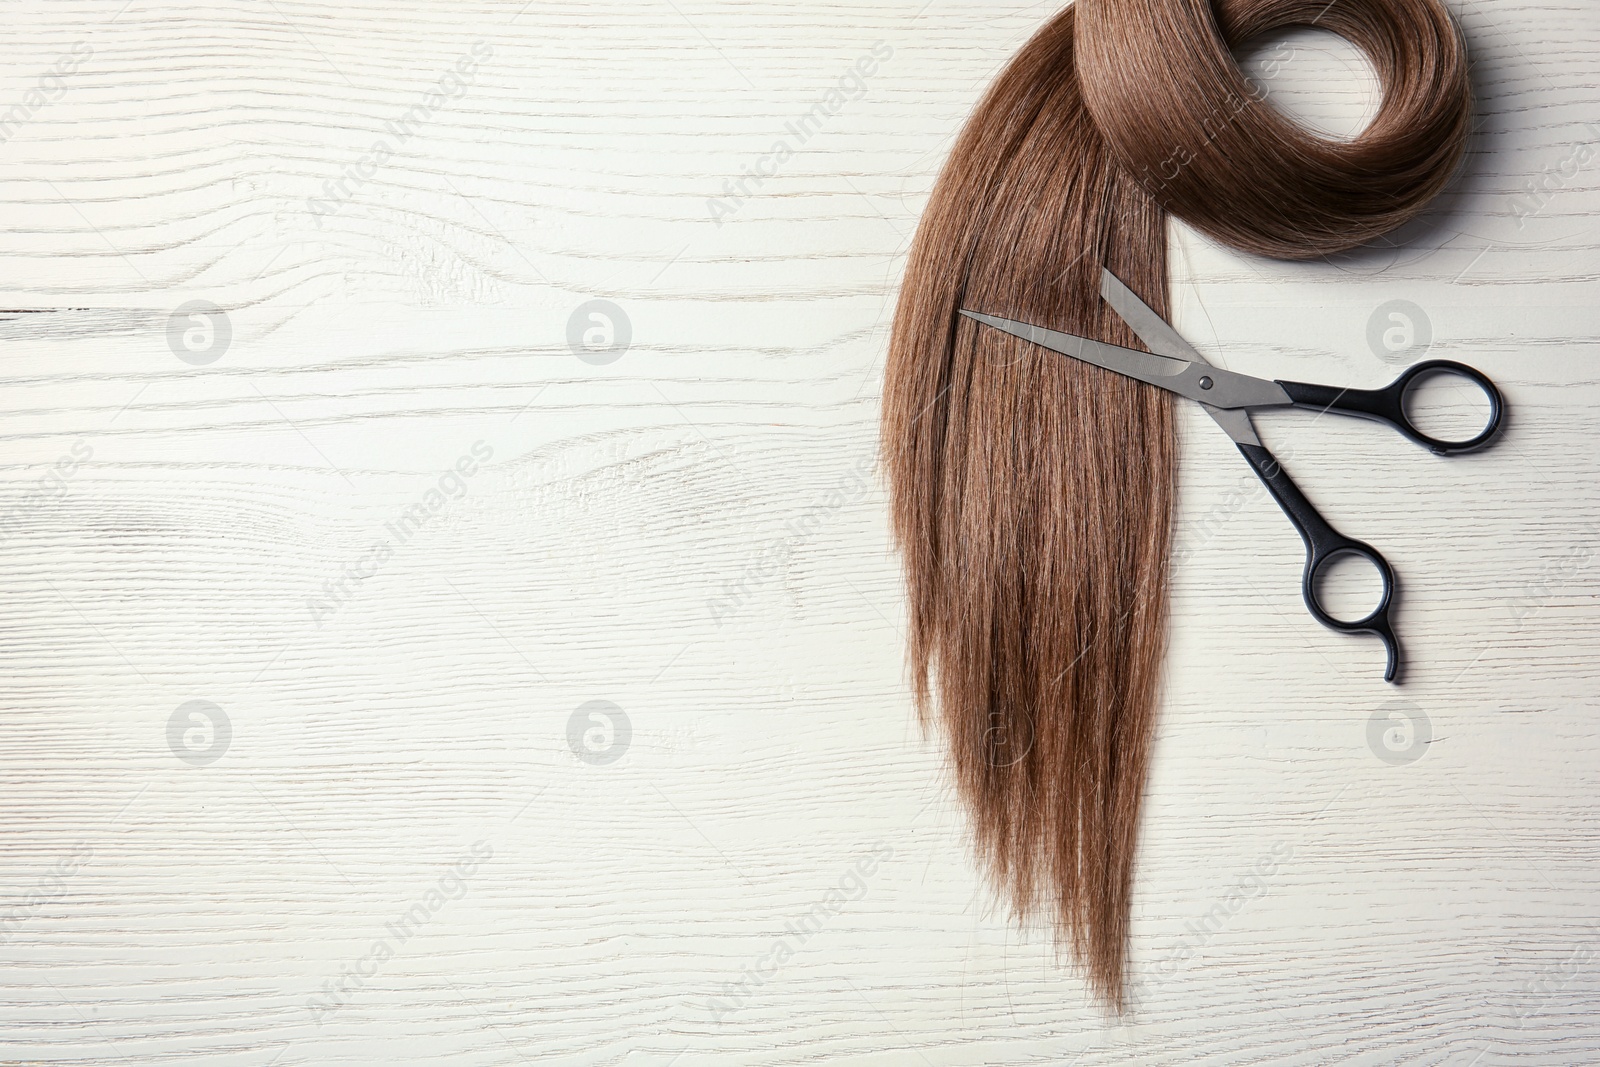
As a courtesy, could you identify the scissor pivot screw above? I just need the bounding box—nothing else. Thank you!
[1199,375,1213,390]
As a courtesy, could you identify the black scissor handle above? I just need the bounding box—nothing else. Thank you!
[1277,360,1504,456]
[1236,442,1400,682]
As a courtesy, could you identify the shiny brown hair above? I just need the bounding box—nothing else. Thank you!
[882,0,1470,1009]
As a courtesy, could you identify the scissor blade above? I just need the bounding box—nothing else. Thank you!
[1099,268,1208,365]
[958,309,1188,382]
[1100,268,1295,410]
[1098,271,1267,444]
[959,307,1292,410]
[1202,404,1264,448]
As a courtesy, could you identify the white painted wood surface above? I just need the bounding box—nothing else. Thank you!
[0,1,1595,1063]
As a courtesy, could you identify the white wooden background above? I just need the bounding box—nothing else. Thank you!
[0,1,1595,1063]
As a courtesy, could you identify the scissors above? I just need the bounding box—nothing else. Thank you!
[960,268,1505,682]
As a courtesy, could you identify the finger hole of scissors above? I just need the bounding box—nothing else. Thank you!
[1398,364,1497,447]
[1310,549,1388,625]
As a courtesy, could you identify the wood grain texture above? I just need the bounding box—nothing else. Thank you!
[0,0,1595,1063]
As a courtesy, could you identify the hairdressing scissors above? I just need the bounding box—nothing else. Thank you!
[960,268,1505,682]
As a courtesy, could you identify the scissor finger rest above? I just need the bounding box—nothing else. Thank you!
[1235,442,1402,682]
[1276,359,1504,457]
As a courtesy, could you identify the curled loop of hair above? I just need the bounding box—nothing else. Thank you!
[1077,0,1471,257]
[882,0,1469,1011]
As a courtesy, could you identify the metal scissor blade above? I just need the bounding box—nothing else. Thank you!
[960,307,1292,411]
[1098,269,1294,411]
[1099,268,1207,365]
[1202,404,1264,447]
[958,309,1188,383]
[1097,270,1268,445]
